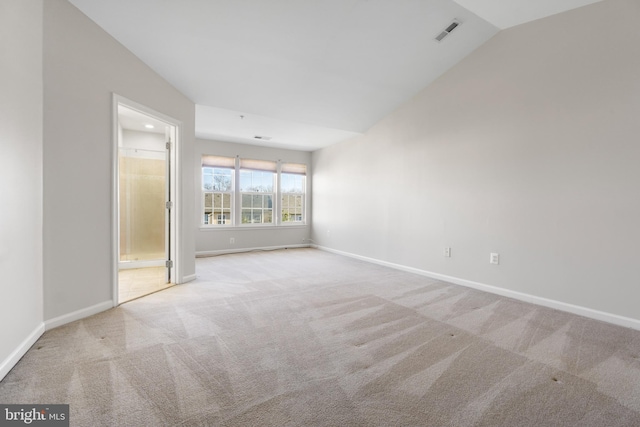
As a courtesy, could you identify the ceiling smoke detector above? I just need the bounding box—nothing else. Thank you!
[435,20,461,42]
[254,135,272,141]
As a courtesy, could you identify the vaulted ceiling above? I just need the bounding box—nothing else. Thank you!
[69,0,603,151]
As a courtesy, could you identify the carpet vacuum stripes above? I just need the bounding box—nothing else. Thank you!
[1,248,639,426]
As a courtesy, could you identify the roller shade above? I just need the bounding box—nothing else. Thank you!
[281,163,307,175]
[202,155,235,168]
[240,158,277,172]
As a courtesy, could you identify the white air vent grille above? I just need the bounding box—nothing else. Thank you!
[435,20,460,42]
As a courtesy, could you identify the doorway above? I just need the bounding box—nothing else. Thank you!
[113,96,180,304]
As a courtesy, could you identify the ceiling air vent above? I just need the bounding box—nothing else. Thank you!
[254,135,272,141]
[435,20,461,42]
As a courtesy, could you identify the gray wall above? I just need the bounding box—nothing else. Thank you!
[0,0,44,378]
[312,0,640,322]
[43,0,196,320]
[196,139,311,255]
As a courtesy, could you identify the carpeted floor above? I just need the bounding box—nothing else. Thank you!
[2,248,640,426]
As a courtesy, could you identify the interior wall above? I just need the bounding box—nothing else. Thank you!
[0,0,44,379]
[312,0,640,322]
[43,0,196,321]
[196,139,311,254]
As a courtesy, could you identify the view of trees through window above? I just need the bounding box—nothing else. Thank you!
[201,156,306,227]
[203,167,233,225]
[240,170,274,224]
[281,173,305,223]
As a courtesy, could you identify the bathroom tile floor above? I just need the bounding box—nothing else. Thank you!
[118,266,173,303]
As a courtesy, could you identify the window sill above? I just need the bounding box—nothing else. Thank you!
[199,224,308,231]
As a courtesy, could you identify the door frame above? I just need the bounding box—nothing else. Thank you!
[111,94,183,305]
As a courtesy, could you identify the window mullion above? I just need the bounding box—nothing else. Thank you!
[276,161,281,226]
[234,155,240,226]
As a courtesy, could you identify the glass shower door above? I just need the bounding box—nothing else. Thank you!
[118,146,170,302]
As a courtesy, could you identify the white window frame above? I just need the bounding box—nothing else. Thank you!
[239,159,277,226]
[201,156,235,227]
[280,163,307,225]
[200,156,308,229]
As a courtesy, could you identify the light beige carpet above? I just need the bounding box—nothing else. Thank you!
[2,248,640,426]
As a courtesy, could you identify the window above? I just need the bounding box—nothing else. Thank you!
[240,159,276,224]
[281,163,306,224]
[202,155,234,226]
[201,155,308,227]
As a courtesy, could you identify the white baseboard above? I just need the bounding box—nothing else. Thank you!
[313,245,640,332]
[182,274,197,283]
[0,323,45,382]
[44,300,114,331]
[196,244,311,258]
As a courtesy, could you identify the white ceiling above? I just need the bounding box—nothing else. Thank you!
[69,0,602,151]
[451,0,604,29]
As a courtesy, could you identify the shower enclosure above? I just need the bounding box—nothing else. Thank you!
[119,147,166,264]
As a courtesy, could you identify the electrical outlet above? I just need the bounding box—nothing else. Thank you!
[490,253,499,265]
[444,247,451,257]
[230,237,235,244]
